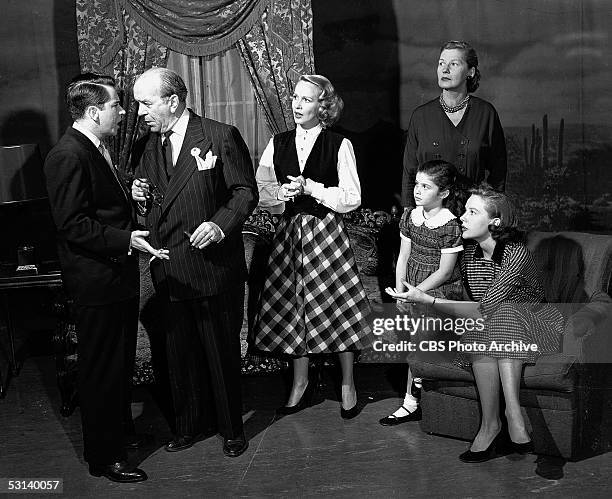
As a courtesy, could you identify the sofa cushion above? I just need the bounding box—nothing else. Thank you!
[522,354,578,390]
[425,382,576,411]
[412,353,578,393]
[412,360,474,383]
[528,231,612,299]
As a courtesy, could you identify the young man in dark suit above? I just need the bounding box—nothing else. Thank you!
[131,68,258,458]
[44,73,168,483]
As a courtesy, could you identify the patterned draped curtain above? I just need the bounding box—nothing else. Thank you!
[76,0,315,166]
[237,0,315,134]
[117,0,269,56]
[76,0,167,172]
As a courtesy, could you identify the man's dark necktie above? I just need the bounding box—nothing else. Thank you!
[161,130,173,179]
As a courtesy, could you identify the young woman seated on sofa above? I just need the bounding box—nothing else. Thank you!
[387,186,564,463]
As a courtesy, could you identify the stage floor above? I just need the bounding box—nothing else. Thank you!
[1,346,611,497]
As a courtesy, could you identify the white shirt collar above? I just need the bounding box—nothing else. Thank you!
[410,206,458,229]
[296,123,322,137]
[72,122,101,148]
[167,107,190,140]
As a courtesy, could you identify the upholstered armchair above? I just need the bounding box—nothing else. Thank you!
[411,231,612,460]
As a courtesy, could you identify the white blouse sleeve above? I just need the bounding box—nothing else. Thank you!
[255,138,283,208]
[305,138,361,213]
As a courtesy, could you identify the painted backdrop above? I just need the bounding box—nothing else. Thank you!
[314,0,612,231]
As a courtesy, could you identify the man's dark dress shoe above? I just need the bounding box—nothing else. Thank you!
[89,461,147,483]
[223,433,248,457]
[165,429,216,452]
[378,405,422,426]
[124,433,154,450]
[165,434,201,452]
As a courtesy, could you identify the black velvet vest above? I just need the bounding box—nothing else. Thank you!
[273,128,343,218]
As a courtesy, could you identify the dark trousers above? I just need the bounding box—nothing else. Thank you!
[162,284,245,439]
[73,298,138,464]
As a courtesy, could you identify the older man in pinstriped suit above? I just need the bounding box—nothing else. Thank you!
[131,68,258,458]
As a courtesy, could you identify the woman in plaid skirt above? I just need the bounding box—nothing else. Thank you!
[254,75,371,419]
[388,187,563,462]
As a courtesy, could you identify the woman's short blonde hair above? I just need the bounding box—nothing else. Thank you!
[299,74,344,128]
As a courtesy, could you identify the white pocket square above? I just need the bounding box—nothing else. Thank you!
[194,150,217,171]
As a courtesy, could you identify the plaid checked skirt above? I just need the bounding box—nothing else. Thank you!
[254,212,372,356]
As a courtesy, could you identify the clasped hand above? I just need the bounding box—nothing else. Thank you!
[385,280,431,304]
[279,175,307,201]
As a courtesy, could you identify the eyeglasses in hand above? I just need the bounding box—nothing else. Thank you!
[138,178,163,207]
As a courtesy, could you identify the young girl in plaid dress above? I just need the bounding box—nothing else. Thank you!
[254,75,371,419]
[380,160,465,426]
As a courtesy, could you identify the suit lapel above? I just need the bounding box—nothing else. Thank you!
[99,156,135,212]
[161,112,212,216]
[69,128,133,209]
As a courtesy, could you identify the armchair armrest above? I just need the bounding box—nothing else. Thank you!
[563,291,612,363]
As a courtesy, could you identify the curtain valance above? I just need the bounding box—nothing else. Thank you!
[77,0,315,168]
[117,0,270,56]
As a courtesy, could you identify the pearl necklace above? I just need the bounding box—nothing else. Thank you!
[439,94,470,113]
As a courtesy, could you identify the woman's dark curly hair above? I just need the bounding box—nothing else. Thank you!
[299,74,344,128]
[470,184,525,243]
[440,40,480,93]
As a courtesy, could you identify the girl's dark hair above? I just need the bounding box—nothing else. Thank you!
[440,40,480,93]
[469,184,525,243]
[417,160,468,217]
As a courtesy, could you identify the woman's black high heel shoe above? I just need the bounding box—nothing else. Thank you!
[510,439,534,454]
[340,387,360,420]
[459,430,504,463]
[276,381,315,416]
[340,403,360,420]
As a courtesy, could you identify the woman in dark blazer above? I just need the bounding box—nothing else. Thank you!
[401,40,507,209]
